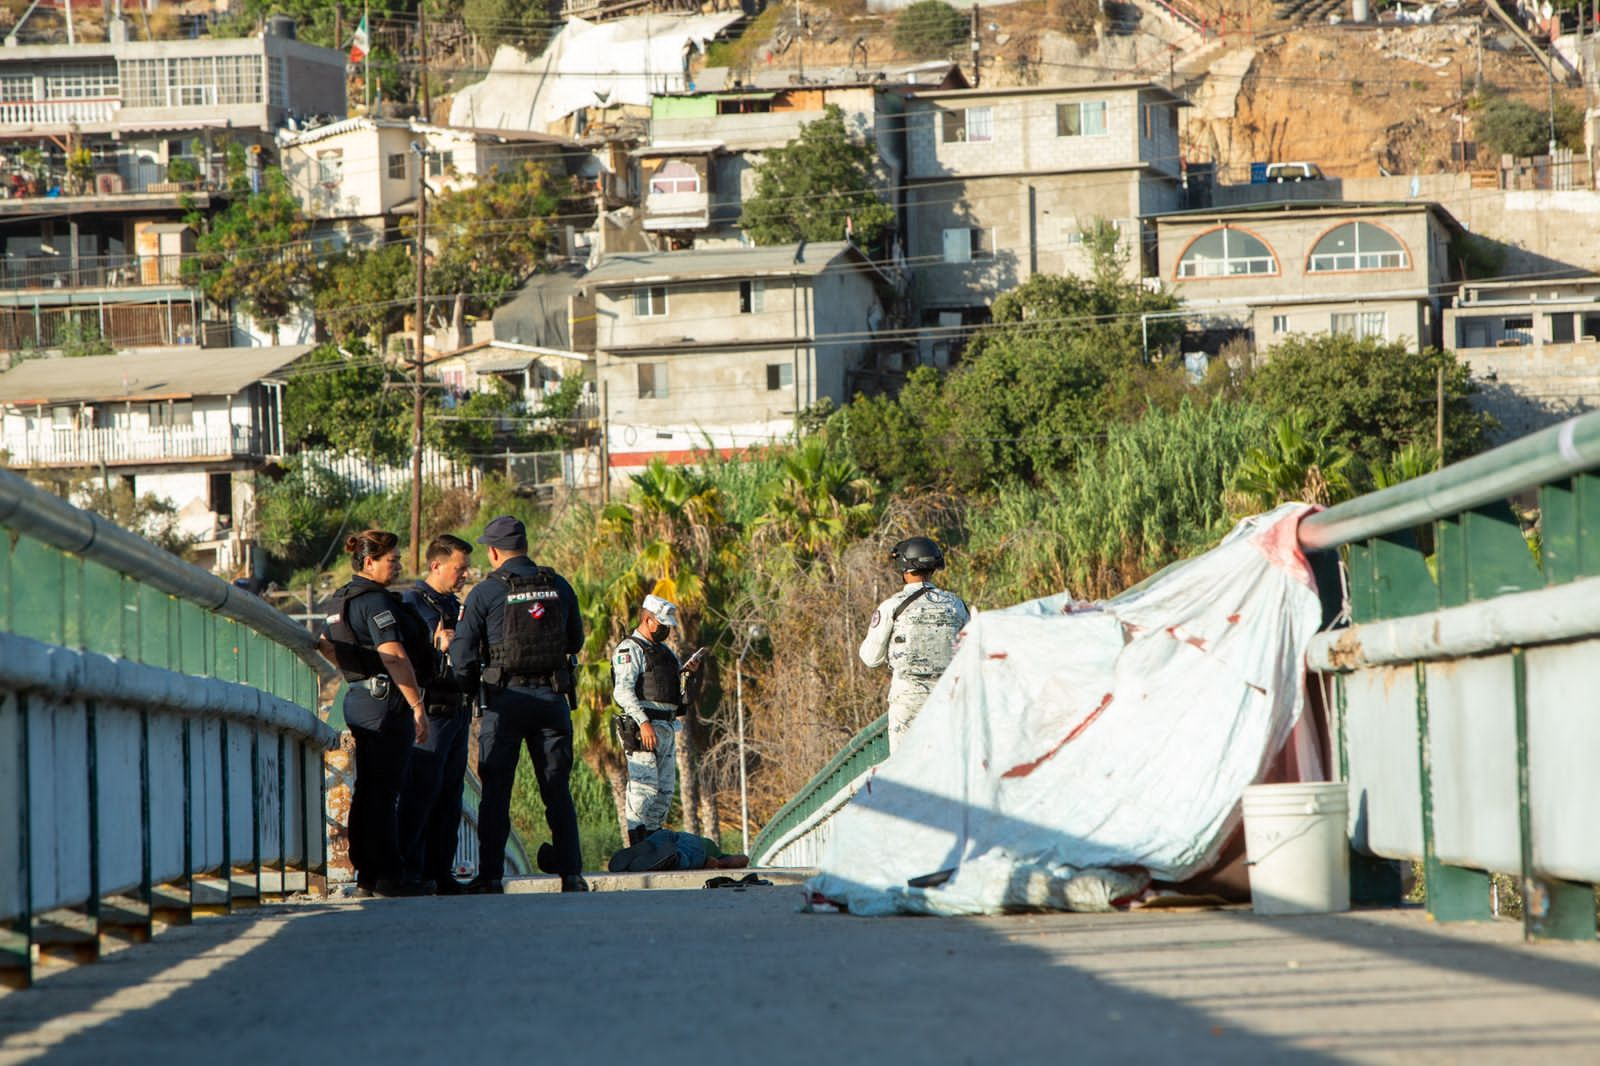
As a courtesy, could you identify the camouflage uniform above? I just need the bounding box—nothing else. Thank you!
[859,581,970,751]
[612,632,683,833]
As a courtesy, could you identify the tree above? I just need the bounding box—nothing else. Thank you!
[1231,411,1357,511]
[893,0,966,58]
[419,160,567,316]
[739,105,897,248]
[463,0,557,54]
[1239,335,1490,462]
[752,437,878,561]
[315,244,415,347]
[187,170,317,328]
[1474,94,1583,158]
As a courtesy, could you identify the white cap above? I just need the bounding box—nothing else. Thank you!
[642,593,680,628]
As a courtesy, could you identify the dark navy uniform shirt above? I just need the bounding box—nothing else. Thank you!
[400,579,461,635]
[449,555,583,688]
[338,575,411,731]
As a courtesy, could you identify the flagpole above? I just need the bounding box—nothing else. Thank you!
[363,1,371,111]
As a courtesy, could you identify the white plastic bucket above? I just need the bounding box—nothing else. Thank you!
[1242,781,1350,916]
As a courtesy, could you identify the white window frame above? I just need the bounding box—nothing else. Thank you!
[1330,311,1387,340]
[649,159,701,196]
[740,279,765,314]
[1176,227,1278,278]
[317,150,343,186]
[1308,222,1409,273]
[633,285,667,317]
[387,153,407,180]
[942,227,991,264]
[1271,314,1290,335]
[1057,100,1108,137]
[940,107,993,144]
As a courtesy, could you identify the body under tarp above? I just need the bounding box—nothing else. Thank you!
[805,504,1327,917]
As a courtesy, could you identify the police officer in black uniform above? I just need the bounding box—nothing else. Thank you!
[449,515,588,894]
[396,533,474,894]
[317,529,436,897]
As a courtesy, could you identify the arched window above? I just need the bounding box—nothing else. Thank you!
[649,160,700,196]
[1308,222,1408,272]
[1176,227,1277,278]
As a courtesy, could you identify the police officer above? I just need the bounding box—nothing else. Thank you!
[449,515,587,894]
[611,594,704,846]
[316,529,435,897]
[859,536,970,752]
[396,533,473,895]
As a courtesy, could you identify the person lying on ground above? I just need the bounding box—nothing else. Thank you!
[608,829,750,873]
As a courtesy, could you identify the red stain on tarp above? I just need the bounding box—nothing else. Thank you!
[988,652,1009,660]
[1227,614,1241,624]
[1186,636,1206,650]
[1001,693,1113,779]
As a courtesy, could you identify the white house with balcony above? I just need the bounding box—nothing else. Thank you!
[0,19,345,350]
[0,345,309,574]
[278,118,573,246]
[582,241,894,474]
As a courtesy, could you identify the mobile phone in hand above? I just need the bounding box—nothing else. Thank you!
[683,646,708,670]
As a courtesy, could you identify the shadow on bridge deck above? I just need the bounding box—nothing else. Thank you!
[3,890,1599,1063]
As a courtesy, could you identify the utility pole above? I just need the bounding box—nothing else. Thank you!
[599,379,610,504]
[1435,365,1444,468]
[410,141,428,574]
[970,5,981,89]
[417,0,430,121]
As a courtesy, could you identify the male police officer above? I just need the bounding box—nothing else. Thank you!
[612,594,703,846]
[396,533,473,894]
[449,515,587,893]
[859,536,970,752]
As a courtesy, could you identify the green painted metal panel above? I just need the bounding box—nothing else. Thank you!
[61,553,82,650]
[137,585,174,670]
[80,561,125,658]
[1415,661,1494,921]
[1348,533,1437,623]
[9,537,64,645]
[1539,473,1600,583]
[179,601,207,678]
[215,618,241,683]
[1438,504,1540,608]
[0,533,11,634]
[246,631,270,693]
[751,715,889,862]
[651,95,717,119]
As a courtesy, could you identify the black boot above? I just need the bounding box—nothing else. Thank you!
[627,826,650,847]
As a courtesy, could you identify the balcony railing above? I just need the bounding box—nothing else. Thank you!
[0,97,120,127]
[0,425,266,467]
[0,253,186,291]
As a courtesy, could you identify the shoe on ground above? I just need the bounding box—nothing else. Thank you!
[560,874,590,893]
[465,876,504,895]
[537,843,558,874]
[374,877,435,898]
[433,875,467,896]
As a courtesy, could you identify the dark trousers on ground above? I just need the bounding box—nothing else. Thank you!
[398,706,471,883]
[477,684,581,880]
[347,717,412,886]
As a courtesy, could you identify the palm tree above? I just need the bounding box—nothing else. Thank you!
[753,438,879,562]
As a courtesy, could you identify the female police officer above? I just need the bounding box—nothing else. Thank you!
[317,529,435,897]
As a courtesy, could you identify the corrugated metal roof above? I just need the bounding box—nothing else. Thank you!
[581,241,860,287]
[0,345,312,406]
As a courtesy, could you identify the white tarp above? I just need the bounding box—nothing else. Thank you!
[805,504,1325,917]
[449,13,744,134]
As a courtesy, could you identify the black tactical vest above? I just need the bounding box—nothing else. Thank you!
[323,582,435,686]
[625,635,682,706]
[487,567,569,677]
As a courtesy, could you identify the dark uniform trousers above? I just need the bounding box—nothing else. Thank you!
[397,706,471,883]
[477,682,581,880]
[346,691,413,885]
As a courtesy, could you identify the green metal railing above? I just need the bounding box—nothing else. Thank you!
[1305,410,1600,941]
[0,467,337,989]
[751,715,888,867]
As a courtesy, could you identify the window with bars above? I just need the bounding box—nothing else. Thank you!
[121,60,164,106]
[214,56,263,105]
[0,74,32,102]
[44,63,118,99]
[388,153,407,180]
[1057,100,1108,137]
[167,57,215,107]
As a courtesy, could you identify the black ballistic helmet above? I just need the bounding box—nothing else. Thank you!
[890,536,945,572]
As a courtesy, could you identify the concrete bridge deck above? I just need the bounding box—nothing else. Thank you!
[3,890,1599,1064]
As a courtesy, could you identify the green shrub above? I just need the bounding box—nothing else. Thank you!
[893,0,967,57]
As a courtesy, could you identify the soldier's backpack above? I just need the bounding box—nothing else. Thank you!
[486,566,569,678]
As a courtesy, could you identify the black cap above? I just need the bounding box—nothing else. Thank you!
[476,515,528,550]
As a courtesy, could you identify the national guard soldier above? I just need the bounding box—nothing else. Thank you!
[396,533,473,895]
[859,536,970,752]
[611,594,705,846]
[448,515,588,894]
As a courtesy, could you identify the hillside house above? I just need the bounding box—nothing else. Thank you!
[0,345,309,574]
[582,241,893,473]
[1154,200,1463,353]
[0,20,346,350]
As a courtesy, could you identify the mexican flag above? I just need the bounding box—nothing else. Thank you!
[349,15,370,64]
